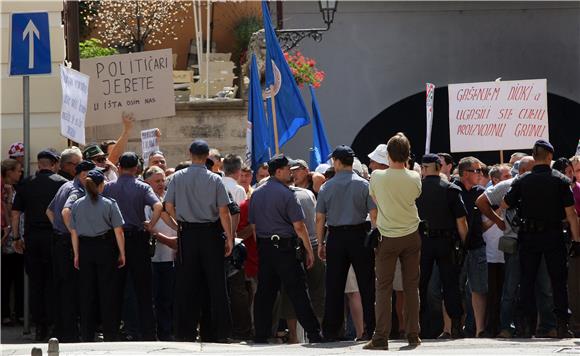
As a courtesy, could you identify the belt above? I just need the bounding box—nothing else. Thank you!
[328,223,368,232]
[178,221,219,229]
[79,231,113,240]
[123,229,146,237]
[427,229,455,238]
[257,234,297,248]
[53,230,71,237]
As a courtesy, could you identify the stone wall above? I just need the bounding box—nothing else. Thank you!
[85,100,247,168]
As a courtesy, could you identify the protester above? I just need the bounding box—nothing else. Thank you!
[209,148,224,175]
[290,159,325,196]
[255,162,270,183]
[148,151,168,172]
[367,144,389,171]
[83,144,118,182]
[57,147,82,181]
[239,165,254,195]
[437,153,454,180]
[8,143,25,165]
[365,133,422,350]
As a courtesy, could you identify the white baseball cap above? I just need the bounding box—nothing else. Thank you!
[368,144,389,166]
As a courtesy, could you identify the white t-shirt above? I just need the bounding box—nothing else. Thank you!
[482,215,504,263]
[145,204,177,263]
[223,176,247,205]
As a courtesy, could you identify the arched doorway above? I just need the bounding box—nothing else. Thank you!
[352,88,580,165]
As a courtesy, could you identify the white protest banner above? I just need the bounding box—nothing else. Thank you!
[141,128,159,160]
[60,65,90,145]
[425,83,435,154]
[81,49,175,126]
[448,78,548,153]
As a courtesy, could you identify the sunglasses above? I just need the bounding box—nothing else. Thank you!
[465,169,482,174]
[93,156,107,163]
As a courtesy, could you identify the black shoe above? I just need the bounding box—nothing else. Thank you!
[451,317,465,339]
[253,337,269,344]
[307,333,324,343]
[355,333,371,342]
[557,319,574,339]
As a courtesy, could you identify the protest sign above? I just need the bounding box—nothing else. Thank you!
[425,83,435,154]
[141,128,159,160]
[448,79,548,153]
[81,48,175,126]
[60,65,90,144]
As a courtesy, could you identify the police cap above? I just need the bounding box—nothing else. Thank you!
[75,160,96,175]
[189,139,210,155]
[87,169,105,185]
[37,148,60,162]
[119,152,140,168]
[421,153,440,164]
[533,139,554,153]
[268,154,294,172]
[329,145,355,160]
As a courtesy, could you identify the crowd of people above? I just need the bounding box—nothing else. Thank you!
[1,117,579,349]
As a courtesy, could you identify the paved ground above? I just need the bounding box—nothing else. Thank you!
[1,324,580,356]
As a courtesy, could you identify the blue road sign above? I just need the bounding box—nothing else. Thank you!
[10,12,52,76]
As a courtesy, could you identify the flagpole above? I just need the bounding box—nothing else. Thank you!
[270,84,280,155]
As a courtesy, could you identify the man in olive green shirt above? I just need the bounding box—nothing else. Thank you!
[364,133,422,351]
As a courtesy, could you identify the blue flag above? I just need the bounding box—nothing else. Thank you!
[308,85,332,170]
[262,1,310,149]
[246,54,272,173]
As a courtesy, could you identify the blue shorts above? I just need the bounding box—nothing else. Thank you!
[467,246,488,294]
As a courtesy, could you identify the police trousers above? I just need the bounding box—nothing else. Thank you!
[174,224,232,341]
[52,232,79,342]
[419,235,463,323]
[254,238,321,340]
[518,231,570,321]
[78,235,119,341]
[323,229,375,339]
[117,230,156,340]
[24,228,54,329]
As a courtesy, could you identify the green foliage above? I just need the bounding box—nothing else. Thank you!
[232,16,262,65]
[79,38,118,59]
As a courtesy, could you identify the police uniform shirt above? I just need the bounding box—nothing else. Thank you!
[249,178,305,238]
[416,176,467,230]
[13,169,68,232]
[103,174,160,230]
[291,186,318,247]
[70,195,124,237]
[165,163,230,223]
[504,164,574,221]
[63,186,85,210]
[316,170,376,226]
[47,178,83,234]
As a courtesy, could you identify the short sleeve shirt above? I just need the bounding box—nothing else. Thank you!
[292,187,318,246]
[316,170,376,226]
[103,174,160,230]
[249,178,304,238]
[70,195,124,237]
[47,179,83,233]
[164,164,231,223]
[485,177,517,238]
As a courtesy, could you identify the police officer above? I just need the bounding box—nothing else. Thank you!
[164,139,234,342]
[249,154,323,343]
[46,160,95,342]
[416,154,468,339]
[102,152,162,340]
[11,149,68,341]
[502,140,580,338]
[316,145,377,340]
[69,169,126,342]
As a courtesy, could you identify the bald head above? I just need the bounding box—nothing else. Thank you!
[518,156,534,174]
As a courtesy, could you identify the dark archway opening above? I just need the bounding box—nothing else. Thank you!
[352,88,580,166]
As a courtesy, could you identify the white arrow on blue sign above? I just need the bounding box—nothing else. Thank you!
[10,12,52,76]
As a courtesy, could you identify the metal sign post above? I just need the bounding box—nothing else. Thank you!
[22,75,31,334]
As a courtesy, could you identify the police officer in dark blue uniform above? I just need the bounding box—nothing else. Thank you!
[165,139,234,342]
[69,169,126,342]
[103,152,162,340]
[249,154,323,343]
[46,160,95,342]
[416,154,468,339]
[11,149,68,341]
[502,140,580,338]
[316,145,377,341]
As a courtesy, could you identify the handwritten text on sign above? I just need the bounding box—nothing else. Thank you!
[448,79,548,152]
[81,48,175,126]
[60,65,90,145]
[141,128,159,161]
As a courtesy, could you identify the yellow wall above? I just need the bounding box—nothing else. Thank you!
[1,0,68,161]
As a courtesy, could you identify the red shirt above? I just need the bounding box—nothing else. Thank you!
[237,199,258,278]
